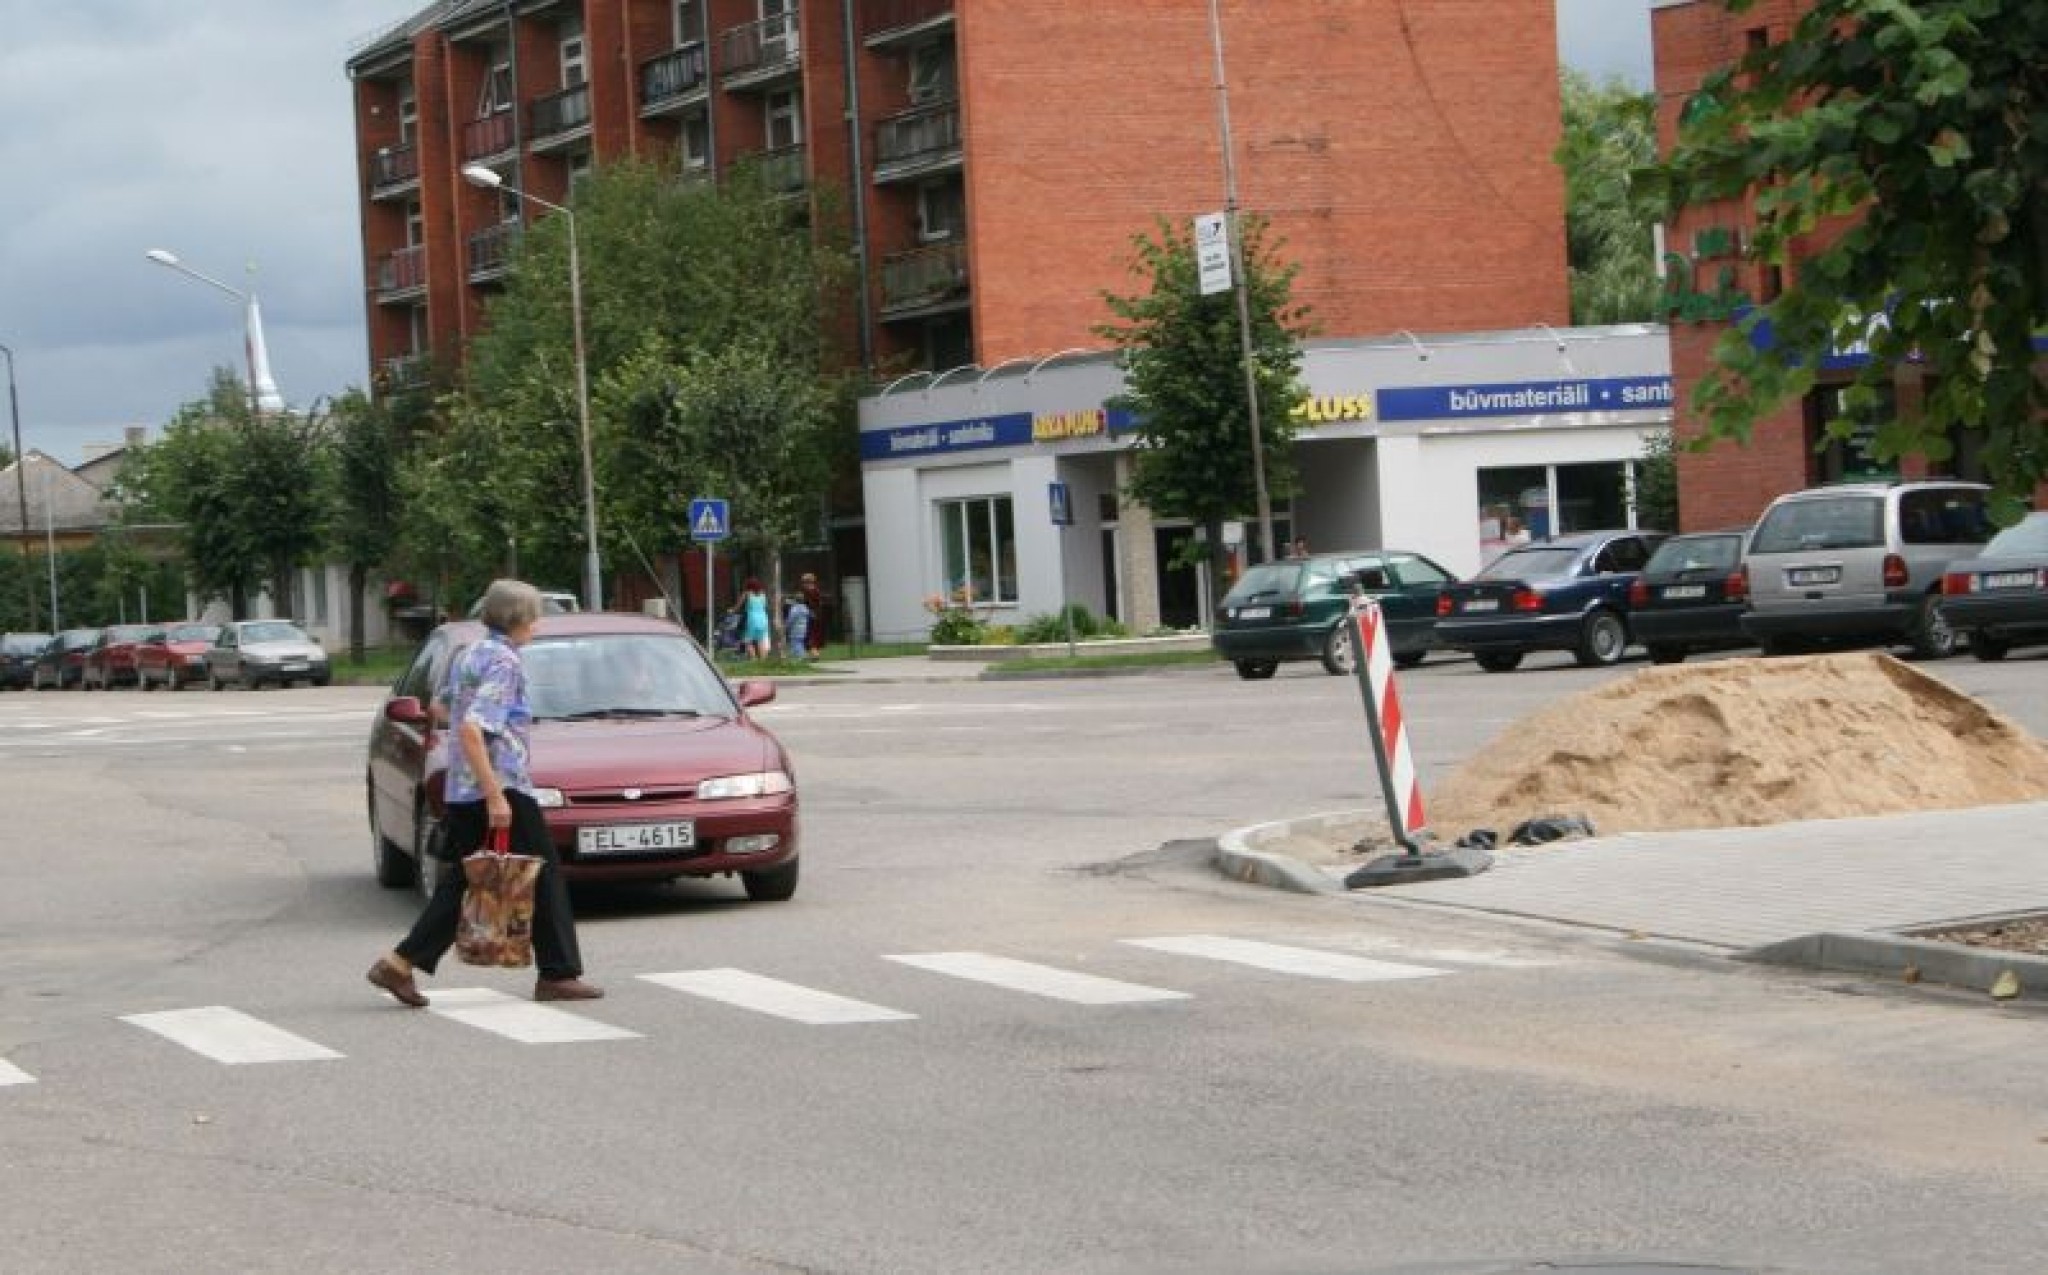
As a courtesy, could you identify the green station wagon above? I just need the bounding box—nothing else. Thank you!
[1212,549,1455,680]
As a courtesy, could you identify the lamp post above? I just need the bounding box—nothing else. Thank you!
[461,163,602,612]
[0,343,36,628]
[143,249,286,418]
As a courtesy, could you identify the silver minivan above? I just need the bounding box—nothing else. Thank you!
[1740,480,1992,658]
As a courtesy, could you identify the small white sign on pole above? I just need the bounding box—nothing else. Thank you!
[1194,212,1232,296]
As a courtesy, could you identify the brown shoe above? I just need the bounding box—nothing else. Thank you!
[366,958,429,1008]
[534,977,605,1002]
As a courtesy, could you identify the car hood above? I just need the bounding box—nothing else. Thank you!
[529,716,784,789]
[166,640,215,655]
[241,640,326,660]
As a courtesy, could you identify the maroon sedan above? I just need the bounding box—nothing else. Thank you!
[366,613,800,901]
[82,624,163,690]
[135,622,223,690]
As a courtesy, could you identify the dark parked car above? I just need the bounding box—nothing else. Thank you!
[135,622,224,690]
[366,612,800,901]
[1940,511,2048,661]
[1435,529,1667,671]
[1626,529,1753,664]
[32,628,100,690]
[205,619,330,689]
[1,632,51,689]
[82,624,163,690]
[1212,548,1456,680]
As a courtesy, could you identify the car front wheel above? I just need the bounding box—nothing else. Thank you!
[1474,651,1524,673]
[1320,622,1356,676]
[1573,610,1629,667]
[742,857,800,902]
[1233,659,1279,680]
[1907,596,1957,660]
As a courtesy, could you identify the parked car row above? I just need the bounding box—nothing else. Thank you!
[1210,480,2041,677]
[4,620,331,691]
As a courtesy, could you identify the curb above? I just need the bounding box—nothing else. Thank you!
[1214,812,1360,895]
[1738,930,2048,999]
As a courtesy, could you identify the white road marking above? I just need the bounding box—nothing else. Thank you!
[639,969,916,1024]
[425,987,640,1043]
[886,953,1191,1005]
[1123,936,1450,983]
[121,1006,345,1064]
[0,1059,35,1086]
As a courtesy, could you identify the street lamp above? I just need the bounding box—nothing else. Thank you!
[461,163,602,612]
[143,248,286,417]
[0,342,37,628]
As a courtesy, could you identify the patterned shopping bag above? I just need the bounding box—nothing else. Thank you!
[456,828,542,968]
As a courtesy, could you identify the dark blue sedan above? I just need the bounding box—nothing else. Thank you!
[1435,530,1667,672]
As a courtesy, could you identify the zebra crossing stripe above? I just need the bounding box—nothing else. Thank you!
[886,953,1191,1005]
[638,969,916,1025]
[1123,936,1449,983]
[426,988,640,1043]
[0,1059,35,1086]
[121,1006,345,1064]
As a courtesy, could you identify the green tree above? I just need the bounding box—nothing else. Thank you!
[439,158,852,613]
[1645,0,2048,518]
[1096,214,1312,587]
[1635,428,1680,532]
[1557,69,1662,324]
[324,388,409,661]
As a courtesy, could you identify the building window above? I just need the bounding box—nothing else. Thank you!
[681,108,711,171]
[567,151,594,189]
[407,305,429,355]
[937,496,1016,605]
[908,42,956,105]
[675,0,705,45]
[405,199,424,247]
[561,19,587,88]
[398,83,418,144]
[917,180,965,242]
[765,89,802,149]
[761,0,798,61]
[1805,383,1900,484]
[479,45,514,115]
[1477,461,1640,560]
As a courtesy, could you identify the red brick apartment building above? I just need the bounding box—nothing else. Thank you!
[346,0,1569,395]
[1652,0,2019,530]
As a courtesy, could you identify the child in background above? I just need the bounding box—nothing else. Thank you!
[783,594,812,660]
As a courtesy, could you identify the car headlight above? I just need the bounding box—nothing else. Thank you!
[531,787,566,809]
[696,771,794,800]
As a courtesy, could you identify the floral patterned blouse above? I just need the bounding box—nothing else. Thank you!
[440,631,533,802]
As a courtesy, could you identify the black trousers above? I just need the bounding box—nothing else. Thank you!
[395,789,584,981]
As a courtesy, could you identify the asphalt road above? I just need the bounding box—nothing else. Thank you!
[2,654,2046,1274]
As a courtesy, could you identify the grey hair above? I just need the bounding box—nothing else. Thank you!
[478,579,544,633]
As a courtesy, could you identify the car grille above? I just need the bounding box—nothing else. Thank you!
[567,783,697,806]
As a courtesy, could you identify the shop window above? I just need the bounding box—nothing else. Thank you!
[1806,383,1899,483]
[937,496,1016,604]
[1478,461,1639,560]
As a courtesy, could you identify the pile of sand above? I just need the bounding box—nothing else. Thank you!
[1425,652,2048,840]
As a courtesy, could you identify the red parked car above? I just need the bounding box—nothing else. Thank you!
[135,622,224,691]
[82,624,163,690]
[365,613,800,902]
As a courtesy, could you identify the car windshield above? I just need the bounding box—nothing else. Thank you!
[1221,563,1301,605]
[1983,514,2048,558]
[168,624,220,642]
[1476,546,1581,581]
[1751,495,1883,553]
[242,622,308,643]
[521,633,736,721]
[1645,534,1740,574]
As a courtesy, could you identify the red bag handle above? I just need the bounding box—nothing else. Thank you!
[486,826,510,855]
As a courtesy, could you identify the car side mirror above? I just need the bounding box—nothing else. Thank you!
[384,696,429,726]
[735,679,776,709]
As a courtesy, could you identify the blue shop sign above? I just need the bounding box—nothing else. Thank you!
[861,407,1140,461]
[1376,377,1674,423]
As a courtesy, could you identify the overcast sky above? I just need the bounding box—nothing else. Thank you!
[0,0,1654,467]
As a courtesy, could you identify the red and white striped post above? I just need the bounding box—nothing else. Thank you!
[1347,596,1427,855]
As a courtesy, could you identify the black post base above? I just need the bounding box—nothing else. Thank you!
[1344,843,1494,889]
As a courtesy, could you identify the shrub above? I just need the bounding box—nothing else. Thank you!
[1014,604,1125,644]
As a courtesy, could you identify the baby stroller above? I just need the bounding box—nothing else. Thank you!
[712,609,747,658]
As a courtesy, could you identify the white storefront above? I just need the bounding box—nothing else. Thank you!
[857,325,1674,643]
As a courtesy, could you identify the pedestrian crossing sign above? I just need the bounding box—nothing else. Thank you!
[689,498,730,542]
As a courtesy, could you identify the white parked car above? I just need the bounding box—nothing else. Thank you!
[205,620,331,690]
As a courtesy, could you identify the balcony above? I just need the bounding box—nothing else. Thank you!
[719,11,801,90]
[863,0,954,48]
[640,41,710,116]
[375,244,427,302]
[468,219,522,283]
[738,144,809,197]
[880,240,969,317]
[529,84,591,152]
[368,142,420,200]
[873,101,961,184]
[377,352,434,393]
[462,110,516,163]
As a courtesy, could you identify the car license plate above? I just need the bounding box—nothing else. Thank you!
[1235,607,1271,620]
[579,821,696,854]
[1983,570,2038,590]
[1786,566,1840,587]
[1461,598,1499,613]
[1662,584,1706,600]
